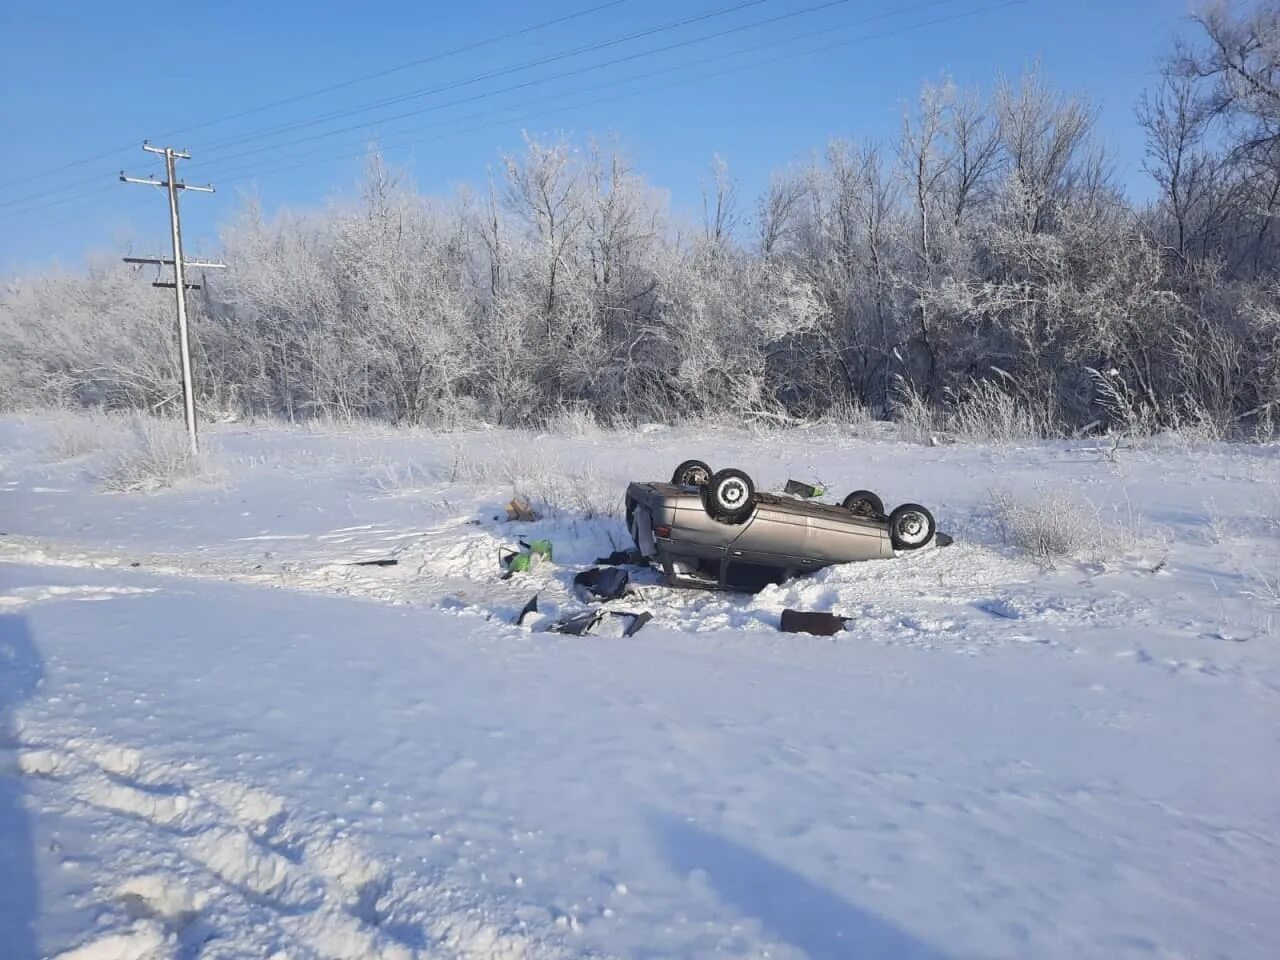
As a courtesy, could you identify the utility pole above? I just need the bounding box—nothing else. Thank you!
[121,142,223,455]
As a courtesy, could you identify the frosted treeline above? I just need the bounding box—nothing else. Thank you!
[2,4,1277,438]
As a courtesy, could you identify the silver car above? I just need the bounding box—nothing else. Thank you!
[626,460,939,590]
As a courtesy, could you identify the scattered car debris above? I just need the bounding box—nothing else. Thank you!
[547,609,652,637]
[620,611,653,637]
[504,497,538,522]
[349,557,399,567]
[547,609,601,635]
[515,594,539,626]
[783,479,825,499]
[573,567,630,600]
[499,539,554,578]
[779,609,851,636]
[595,548,645,566]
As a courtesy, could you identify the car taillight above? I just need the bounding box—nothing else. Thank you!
[655,525,671,537]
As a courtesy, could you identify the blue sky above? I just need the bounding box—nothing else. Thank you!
[1,0,1192,273]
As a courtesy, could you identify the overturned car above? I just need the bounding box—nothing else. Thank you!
[625,460,941,590]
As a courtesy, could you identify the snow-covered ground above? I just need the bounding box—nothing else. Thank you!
[1,413,1277,959]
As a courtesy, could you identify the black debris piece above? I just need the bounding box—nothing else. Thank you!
[547,609,653,637]
[622,611,653,637]
[936,532,955,547]
[515,594,539,626]
[350,557,399,567]
[595,548,645,566]
[779,609,850,636]
[573,567,630,600]
[548,610,604,636]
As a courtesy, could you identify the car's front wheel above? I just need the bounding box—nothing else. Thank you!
[702,468,755,523]
[888,503,936,551]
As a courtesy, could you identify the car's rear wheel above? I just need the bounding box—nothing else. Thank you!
[702,468,755,523]
[888,503,935,551]
[671,459,713,487]
[842,489,884,518]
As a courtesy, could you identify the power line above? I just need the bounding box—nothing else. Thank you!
[0,0,764,210]
[8,0,1022,225]
[215,1,1026,190]
[3,182,115,219]
[162,0,633,140]
[0,168,118,211]
[0,0,774,218]
[0,0,880,221]
[185,0,851,171]
[200,0,964,184]
[191,0,778,155]
[0,0,634,199]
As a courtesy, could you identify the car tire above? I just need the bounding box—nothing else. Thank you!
[842,490,885,518]
[671,459,713,487]
[888,503,936,551]
[702,468,755,523]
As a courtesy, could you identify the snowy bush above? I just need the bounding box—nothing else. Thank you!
[370,458,434,496]
[543,406,606,438]
[44,410,128,461]
[1245,569,1280,608]
[813,396,873,430]
[101,418,220,492]
[989,487,1102,565]
[894,378,1054,444]
[990,485,1164,566]
[945,379,1056,443]
[891,378,941,445]
[432,440,508,485]
[514,465,622,522]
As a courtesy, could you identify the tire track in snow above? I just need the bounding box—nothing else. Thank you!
[16,729,566,959]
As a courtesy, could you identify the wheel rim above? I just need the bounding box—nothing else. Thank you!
[717,478,748,511]
[895,511,929,545]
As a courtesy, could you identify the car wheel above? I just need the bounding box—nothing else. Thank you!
[703,468,755,523]
[671,459,713,487]
[842,489,885,518]
[889,503,936,551]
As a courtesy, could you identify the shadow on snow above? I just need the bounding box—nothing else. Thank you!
[649,810,951,960]
[0,612,42,960]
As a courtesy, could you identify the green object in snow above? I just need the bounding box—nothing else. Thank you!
[500,539,553,577]
[783,479,825,499]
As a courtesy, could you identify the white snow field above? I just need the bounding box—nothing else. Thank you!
[0,413,1277,959]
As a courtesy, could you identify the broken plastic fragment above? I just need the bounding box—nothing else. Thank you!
[573,567,630,600]
[515,595,539,626]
